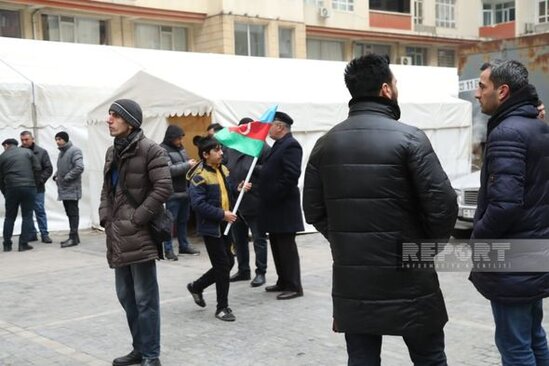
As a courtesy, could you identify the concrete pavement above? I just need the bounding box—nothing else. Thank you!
[0,230,542,365]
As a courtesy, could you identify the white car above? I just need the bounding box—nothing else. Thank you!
[451,170,481,239]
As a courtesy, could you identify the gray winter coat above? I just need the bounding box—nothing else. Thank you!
[55,141,84,200]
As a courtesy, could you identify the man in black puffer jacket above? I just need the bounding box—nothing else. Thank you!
[304,54,457,365]
[470,60,549,365]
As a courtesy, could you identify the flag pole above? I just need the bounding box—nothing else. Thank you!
[224,156,258,236]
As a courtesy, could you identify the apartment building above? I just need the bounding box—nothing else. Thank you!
[0,0,546,67]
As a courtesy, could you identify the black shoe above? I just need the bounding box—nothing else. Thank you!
[250,273,266,287]
[112,350,142,366]
[265,284,286,292]
[179,246,200,255]
[141,359,161,366]
[277,291,304,300]
[3,242,12,252]
[18,243,34,252]
[215,307,236,322]
[230,271,251,282]
[28,234,38,242]
[187,283,206,307]
[60,238,78,248]
[41,235,53,244]
[165,251,178,261]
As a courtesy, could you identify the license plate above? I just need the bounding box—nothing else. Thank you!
[463,208,475,219]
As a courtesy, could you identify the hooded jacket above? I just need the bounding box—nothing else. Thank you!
[99,130,172,268]
[469,85,549,303]
[304,97,457,335]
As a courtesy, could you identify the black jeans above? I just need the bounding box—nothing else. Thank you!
[345,330,447,366]
[62,200,79,234]
[193,232,234,310]
[3,186,36,245]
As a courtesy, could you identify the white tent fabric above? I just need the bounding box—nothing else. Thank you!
[0,37,471,234]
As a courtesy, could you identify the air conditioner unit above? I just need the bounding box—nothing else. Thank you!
[319,7,331,18]
[400,56,412,65]
[524,22,534,34]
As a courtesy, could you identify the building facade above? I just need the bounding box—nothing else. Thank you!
[0,0,547,67]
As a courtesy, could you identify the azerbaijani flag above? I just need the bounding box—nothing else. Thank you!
[214,105,278,158]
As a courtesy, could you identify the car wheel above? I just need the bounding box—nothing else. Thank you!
[452,228,472,239]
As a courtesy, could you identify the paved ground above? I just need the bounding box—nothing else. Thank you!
[1,230,546,365]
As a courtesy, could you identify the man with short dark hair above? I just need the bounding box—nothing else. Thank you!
[258,111,304,300]
[470,59,549,365]
[100,99,172,366]
[0,138,40,252]
[20,130,53,244]
[304,54,457,365]
[54,131,84,248]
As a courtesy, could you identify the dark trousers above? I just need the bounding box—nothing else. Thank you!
[62,200,79,234]
[3,186,36,245]
[269,232,302,292]
[345,331,447,366]
[193,233,234,310]
[163,196,191,253]
[115,260,160,359]
[232,214,267,275]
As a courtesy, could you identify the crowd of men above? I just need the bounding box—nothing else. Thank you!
[1,56,548,366]
[0,130,83,251]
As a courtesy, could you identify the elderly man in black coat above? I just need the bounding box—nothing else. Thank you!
[258,111,304,300]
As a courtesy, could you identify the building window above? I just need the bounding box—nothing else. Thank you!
[307,39,344,61]
[135,23,187,51]
[332,0,354,11]
[436,0,456,28]
[414,0,424,25]
[354,43,391,59]
[235,23,265,57]
[482,3,493,26]
[406,47,427,65]
[279,28,294,58]
[483,1,515,25]
[304,0,324,5]
[540,0,549,23]
[42,14,107,44]
[0,9,21,38]
[369,0,410,13]
[437,49,455,67]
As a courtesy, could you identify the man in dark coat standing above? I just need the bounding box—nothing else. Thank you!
[20,130,53,244]
[470,59,549,365]
[226,117,270,287]
[258,111,304,300]
[303,54,457,365]
[99,99,172,366]
[0,138,40,252]
[160,125,198,260]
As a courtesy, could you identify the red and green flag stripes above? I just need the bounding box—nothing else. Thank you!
[214,105,278,158]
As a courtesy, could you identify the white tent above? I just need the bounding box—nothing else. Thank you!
[87,48,471,230]
[0,37,471,234]
[0,37,141,233]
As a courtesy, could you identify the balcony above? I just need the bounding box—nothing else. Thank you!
[479,21,515,39]
[369,11,411,31]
